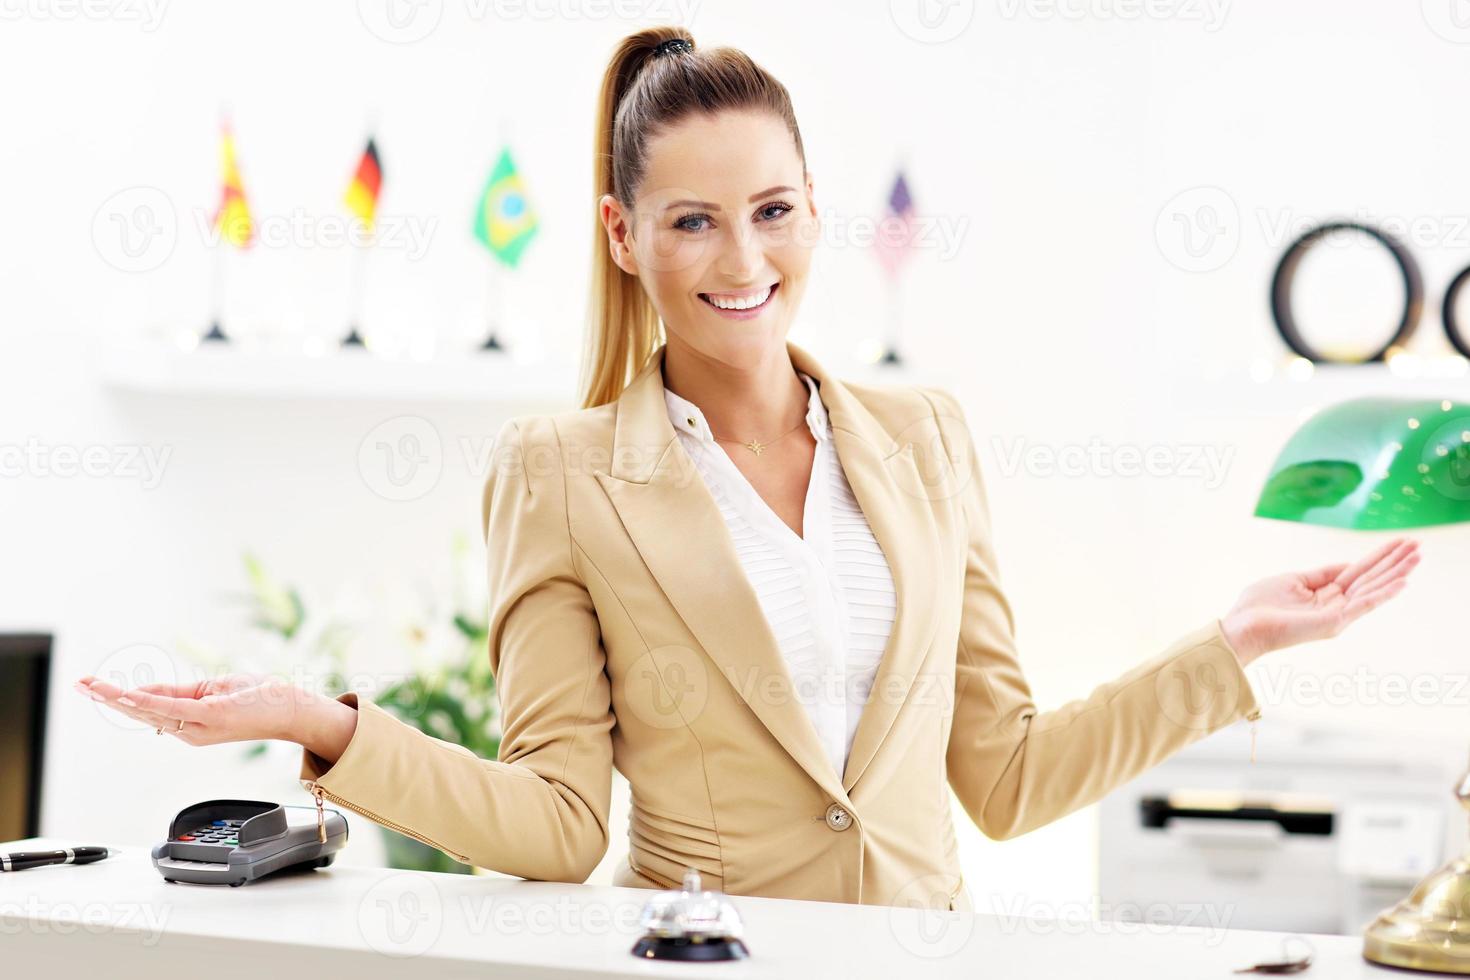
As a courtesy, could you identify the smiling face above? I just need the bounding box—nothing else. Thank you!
[601,110,819,368]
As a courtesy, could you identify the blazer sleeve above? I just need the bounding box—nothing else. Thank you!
[921,386,1261,842]
[298,415,615,882]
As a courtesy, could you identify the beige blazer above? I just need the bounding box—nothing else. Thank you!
[299,338,1261,910]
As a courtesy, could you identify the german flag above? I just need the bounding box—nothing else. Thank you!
[213,121,253,248]
[344,138,382,232]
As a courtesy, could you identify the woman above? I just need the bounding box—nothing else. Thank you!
[74,27,1419,910]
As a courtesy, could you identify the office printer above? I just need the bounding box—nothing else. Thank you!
[1099,723,1466,935]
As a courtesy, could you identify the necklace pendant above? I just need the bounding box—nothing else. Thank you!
[745,440,765,455]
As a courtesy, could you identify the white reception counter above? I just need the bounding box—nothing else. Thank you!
[0,836,1395,978]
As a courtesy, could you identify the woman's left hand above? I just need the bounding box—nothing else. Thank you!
[1220,536,1421,666]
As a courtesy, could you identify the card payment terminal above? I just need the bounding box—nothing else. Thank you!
[151,799,348,886]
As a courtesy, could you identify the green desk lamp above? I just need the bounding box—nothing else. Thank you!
[1256,396,1470,972]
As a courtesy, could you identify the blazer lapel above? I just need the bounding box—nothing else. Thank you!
[785,343,944,795]
[593,346,847,804]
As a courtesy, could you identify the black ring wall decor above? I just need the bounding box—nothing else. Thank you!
[1441,263,1470,360]
[1269,221,1424,363]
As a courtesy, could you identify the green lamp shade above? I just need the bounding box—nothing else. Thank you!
[1256,397,1470,529]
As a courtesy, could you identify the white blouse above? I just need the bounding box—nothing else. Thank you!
[663,371,898,781]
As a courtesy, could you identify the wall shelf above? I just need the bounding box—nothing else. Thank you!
[92,341,579,406]
[1179,360,1470,419]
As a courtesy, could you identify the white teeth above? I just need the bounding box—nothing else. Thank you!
[704,285,773,310]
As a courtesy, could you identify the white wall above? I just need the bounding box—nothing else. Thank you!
[4,0,1468,910]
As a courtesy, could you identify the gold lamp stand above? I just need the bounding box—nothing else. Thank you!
[1363,768,1470,972]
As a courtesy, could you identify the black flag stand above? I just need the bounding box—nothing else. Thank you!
[201,236,230,343]
[477,258,508,352]
[340,240,369,348]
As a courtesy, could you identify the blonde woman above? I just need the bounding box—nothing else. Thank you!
[75,27,1419,910]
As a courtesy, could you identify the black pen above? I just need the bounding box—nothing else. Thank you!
[0,846,111,872]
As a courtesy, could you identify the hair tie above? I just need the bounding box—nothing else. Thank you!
[652,37,692,58]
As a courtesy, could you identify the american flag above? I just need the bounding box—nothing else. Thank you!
[872,170,917,280]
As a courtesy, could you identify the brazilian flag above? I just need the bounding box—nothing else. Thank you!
[473,146,538,268]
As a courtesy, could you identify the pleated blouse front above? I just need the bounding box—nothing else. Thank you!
[662,370,898,781]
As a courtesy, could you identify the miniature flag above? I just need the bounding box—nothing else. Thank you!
[473,146,539,269]
[214,121,253,249]
[873,170,918,280]
[344,138,383,232]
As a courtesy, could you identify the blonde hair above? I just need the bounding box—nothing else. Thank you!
[579,26,808,409]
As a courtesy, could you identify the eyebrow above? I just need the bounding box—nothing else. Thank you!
[663,185,797,212]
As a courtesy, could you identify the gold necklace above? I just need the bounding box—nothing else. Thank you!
[712,413,809,456]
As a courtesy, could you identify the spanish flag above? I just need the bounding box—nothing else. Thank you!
[214,121,253,249]
[344,138,382,232]
[473,146,538,269]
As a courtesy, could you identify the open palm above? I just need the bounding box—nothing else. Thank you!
[74,671,310,746]
[1221,537,1421,665]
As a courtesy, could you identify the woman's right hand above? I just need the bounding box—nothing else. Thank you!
[72,672,323,747]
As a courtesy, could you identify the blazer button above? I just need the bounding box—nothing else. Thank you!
[824,803,853,832]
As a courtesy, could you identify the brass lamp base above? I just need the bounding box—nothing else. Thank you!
[1364,857,1470,974]
[1364,770,1470,974]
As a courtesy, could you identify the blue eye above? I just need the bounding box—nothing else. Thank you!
[673,202,795,233]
